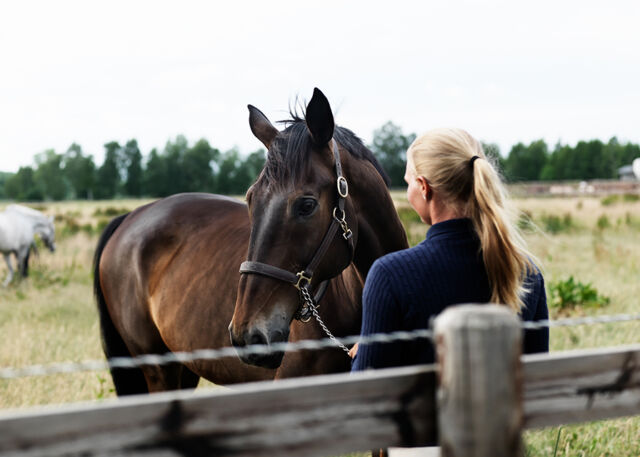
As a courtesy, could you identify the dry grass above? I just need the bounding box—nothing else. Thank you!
[392,192,640,456]
[0,196,639,455]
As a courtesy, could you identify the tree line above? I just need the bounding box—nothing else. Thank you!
[1,136,266,201]
[497,137,639,182]
[1,124,638,201]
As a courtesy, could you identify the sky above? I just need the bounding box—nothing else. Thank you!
[1,0,639,172]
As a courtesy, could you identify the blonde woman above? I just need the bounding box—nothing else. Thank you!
[351,128,548,370]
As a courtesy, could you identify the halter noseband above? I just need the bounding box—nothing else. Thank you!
[239,139,354,322]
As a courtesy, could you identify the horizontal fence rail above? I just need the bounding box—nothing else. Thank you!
[0,366,439,457]
[0,345,638,456]
[0,306,638,457]
[523,344,640,428]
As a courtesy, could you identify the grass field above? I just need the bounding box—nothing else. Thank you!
[0,194,639,456]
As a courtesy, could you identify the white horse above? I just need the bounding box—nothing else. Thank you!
[0,205,56,286]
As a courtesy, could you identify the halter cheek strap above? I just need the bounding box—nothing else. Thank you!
[239,138,354,322]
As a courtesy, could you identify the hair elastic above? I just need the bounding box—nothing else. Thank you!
[470,155,481,167]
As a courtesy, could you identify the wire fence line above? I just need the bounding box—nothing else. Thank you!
[1,312,639,380]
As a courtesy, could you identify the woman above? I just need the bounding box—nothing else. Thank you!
[351,128,549,371]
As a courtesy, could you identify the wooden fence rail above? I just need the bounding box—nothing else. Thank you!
[0,305,638,457]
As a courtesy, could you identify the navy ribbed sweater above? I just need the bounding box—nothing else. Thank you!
[352,218,549,371]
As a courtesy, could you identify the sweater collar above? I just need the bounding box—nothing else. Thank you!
[426,218,475,241]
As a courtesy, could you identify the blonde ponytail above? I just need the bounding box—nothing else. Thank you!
[408,128,535,312]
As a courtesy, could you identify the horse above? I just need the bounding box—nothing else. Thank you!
[94,88,409,395]
[0,204,56,286]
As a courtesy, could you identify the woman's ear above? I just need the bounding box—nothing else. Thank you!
[416,176,430,200]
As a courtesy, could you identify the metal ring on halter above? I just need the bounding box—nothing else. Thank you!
[337,176,349,198]
[332,207,346,222]
[294,271,312,291]
[299,312,312,323]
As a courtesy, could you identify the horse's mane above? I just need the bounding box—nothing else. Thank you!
[259,110,390,188]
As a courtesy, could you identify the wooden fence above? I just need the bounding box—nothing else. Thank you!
[0,305,638,457]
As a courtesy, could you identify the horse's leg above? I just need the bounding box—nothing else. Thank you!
[141,363,200,393]
[2,253,13,286]
[16,245,29,278]
[21,246,30,277]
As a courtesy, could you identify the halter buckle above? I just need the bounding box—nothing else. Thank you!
[294,271,312,291]
[337,176,349,198]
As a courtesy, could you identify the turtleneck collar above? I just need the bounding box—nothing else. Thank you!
[425,218,475,241]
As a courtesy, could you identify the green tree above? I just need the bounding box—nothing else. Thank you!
[123,139,143,197]
[5,166,43,201]
[63,143,95,199]
[163,135,189,195]
[0,172,13,199]
[182,138,218,192]
[230,149,266,194]
[481,142,505,174]
[34,149,67,200]
[143,148,169,197]
[606,137,640,174]
[573,140,605,180]
[370,121,416,187]
[243,149,266,183]
[504,140,548,182]
[216,149,245,195]
[96,142,122,199]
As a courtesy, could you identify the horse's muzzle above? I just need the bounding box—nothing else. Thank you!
[229,325,289,369]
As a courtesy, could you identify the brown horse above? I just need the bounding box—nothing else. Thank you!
[94,88,408,395]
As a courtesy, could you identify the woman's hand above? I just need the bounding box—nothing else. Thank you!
[348,342,359,359]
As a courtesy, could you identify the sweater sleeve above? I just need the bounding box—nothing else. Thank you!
[523,271,550,354]
[351,259,404,371]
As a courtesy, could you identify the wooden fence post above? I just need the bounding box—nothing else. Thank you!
[434,304,523,457]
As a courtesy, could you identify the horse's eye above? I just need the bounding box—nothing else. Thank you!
[295,197,318,218]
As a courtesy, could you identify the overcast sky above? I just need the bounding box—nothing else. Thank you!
[1,1,639,172]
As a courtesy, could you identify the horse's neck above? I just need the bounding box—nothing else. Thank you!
[12,211,49,235]
[352,201,407,279]
[348,165,409,279]
[32,219,50,234]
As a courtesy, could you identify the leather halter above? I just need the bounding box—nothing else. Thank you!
[239,139,355,322]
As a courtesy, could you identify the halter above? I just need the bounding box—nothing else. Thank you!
[239,139,355,323]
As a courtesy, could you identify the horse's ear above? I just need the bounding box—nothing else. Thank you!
[248,105,278,149]
[305,88,334,146]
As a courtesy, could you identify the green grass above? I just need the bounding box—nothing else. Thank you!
[1,196,639,456]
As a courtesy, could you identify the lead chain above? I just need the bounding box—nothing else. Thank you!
[307,299,351,355]
[295,286,315,322]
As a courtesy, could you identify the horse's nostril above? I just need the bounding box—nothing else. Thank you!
[269,329,289,344]
[249,331,267,346]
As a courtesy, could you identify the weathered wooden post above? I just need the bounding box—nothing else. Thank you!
[434,304,523,457]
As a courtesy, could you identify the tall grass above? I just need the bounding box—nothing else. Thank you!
[1,196,639,456]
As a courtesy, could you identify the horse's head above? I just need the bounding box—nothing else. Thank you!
[229,88,367,369]
[39,216,56,252]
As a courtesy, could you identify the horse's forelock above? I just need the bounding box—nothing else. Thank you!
[259,117,390,189]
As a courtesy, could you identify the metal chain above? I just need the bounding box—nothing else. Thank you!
[0,312,638,380]
[297,285,350,354]
[308,302,351,354]
[295,286,316,322]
